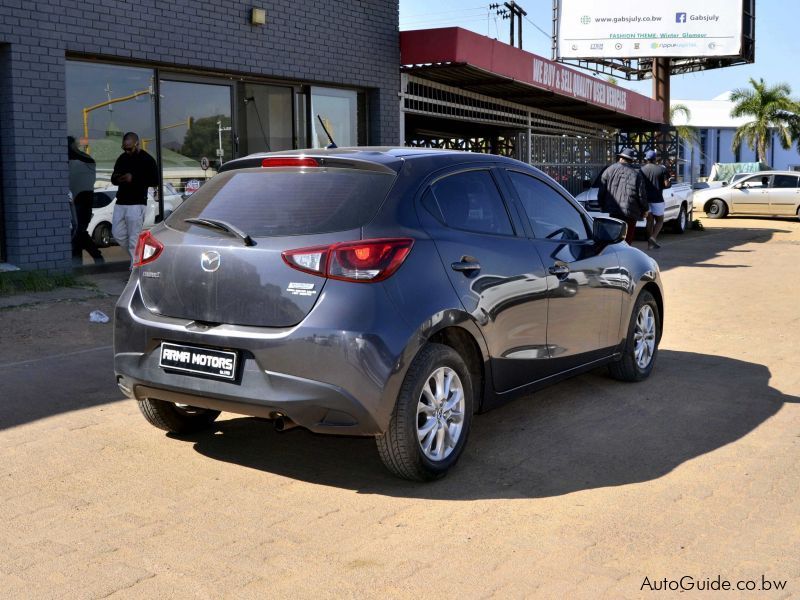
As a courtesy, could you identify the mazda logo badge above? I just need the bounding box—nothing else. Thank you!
[200,251,221,272]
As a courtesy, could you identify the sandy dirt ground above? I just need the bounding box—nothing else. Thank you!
[0,216,798,599]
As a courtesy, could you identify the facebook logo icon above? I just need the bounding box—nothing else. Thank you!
[675,12,687,23]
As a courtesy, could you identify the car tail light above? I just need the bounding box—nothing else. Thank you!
[261,157,319,168]
[282,238,413,283]
[133,230,164,267]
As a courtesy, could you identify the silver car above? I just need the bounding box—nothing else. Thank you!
[693,171,800,219]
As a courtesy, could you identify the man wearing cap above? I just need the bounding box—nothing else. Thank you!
[641,149,671,249]
[598,148,649,245]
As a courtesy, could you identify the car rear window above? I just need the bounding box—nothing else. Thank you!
[167,167,396,237]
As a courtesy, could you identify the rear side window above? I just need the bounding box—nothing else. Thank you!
[167,168,396,237]
[429,170,514,236]
[772,174,799,188]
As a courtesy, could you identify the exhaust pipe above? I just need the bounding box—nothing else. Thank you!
[274,415,299,432]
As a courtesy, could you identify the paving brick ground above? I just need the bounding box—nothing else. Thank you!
[1,217,798,598]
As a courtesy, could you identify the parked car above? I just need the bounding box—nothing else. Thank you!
[114,148,664,481]
[87,182,185,247]
[692,171,800,219]
[575,166,694,233]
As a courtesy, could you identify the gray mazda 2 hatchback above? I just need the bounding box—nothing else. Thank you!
[114,148,663,481]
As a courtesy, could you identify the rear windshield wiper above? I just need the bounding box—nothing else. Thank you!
[184,218,256,247]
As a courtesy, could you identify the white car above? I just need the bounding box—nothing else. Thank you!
[692,171,800,219]
[87,182,184,247]
[575,168,694,234]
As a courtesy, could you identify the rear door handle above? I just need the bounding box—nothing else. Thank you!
[451,256,481,274]
[548,264,570,278]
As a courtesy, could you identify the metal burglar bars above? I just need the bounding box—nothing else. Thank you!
[527,134,612,195]
[401,75,614,195]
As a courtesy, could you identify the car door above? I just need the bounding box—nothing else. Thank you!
[766,174,799,216]
[419,168,550,392]
[731,175,771,214]
[504,170,624,372]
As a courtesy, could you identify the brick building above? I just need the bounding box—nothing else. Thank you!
[0,1,399,270]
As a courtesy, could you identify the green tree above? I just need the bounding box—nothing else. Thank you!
[180,115,233,166]
[729,78,797,163]
[670,103,698,145]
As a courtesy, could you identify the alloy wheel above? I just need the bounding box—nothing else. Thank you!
[633,304,657,369]
[416,366,465,461]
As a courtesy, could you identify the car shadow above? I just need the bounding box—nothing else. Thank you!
[642,224,792,273]
[172,350,797,499]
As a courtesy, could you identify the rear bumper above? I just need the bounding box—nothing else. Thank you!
[118,372,380,435]
[114,279,414,436]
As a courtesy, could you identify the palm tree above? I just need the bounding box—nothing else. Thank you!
[729,78,797,164]
[670,103,698,145]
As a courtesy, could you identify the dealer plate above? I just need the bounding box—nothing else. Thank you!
[159,342,237,381]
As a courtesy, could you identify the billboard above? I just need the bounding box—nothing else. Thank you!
[557,0,744,59]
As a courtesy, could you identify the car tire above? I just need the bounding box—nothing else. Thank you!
[608,290,660,382]
[672,204,689,234]
[137,398,220,434]
[705,199,728,219]
[376,343,473,481]
[93,222,112,247]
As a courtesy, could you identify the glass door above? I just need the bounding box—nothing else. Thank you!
[310,87,357,148]
[158,79,233,204]
[236,83,294,155]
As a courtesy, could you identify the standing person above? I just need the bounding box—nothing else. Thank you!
[641,149,671,249]
[598,148,649,245]
[68,136,104,265]
[111,132,159,266]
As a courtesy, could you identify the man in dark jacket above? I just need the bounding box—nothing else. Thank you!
[598,148,649,245]
[111,132,159,266]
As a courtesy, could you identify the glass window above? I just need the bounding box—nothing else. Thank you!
[168,168,396,237]
[238,83,293,155]
[741,175,769,189]
[66,60,157,265]
[429,170,514,236]
[66,61,156,183]
[159,79,232,197]
[508,171,589,241]
[772,174,799,188]
[311,87,357,148]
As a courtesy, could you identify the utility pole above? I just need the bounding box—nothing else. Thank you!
[490,2,526,49]
[217,120,232,165]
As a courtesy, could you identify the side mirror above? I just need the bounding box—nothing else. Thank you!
[593,216,626,245]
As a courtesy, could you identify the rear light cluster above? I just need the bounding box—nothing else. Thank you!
[282,238,413,283]
[133,230,164,267]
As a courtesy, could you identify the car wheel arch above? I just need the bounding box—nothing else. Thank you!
[427,324,487,413]
[641,281,663,338]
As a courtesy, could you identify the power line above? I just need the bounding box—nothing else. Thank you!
[400,12,487,26]
[400,15,492,29]
[400,6,487,19]
[523,14,552,40]
[400,17,489,27]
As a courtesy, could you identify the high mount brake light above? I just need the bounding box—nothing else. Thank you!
[261,157,319,168]
[282,238,413,283]
[133,230,164,267]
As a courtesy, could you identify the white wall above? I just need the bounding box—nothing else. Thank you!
[680,128,798,181]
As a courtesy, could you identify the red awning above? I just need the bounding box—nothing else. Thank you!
[401,28,664,129]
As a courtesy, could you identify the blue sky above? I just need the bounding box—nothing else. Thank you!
[399,1,797,101]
